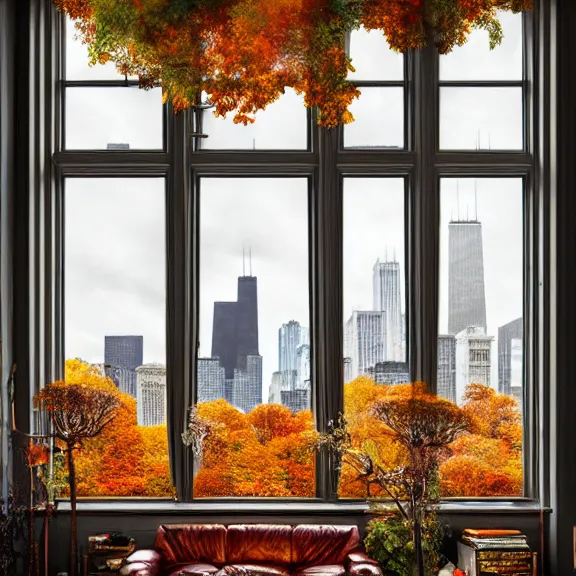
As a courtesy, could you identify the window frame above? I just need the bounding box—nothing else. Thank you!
[45,6,538,504]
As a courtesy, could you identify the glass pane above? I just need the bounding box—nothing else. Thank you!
[201,89,307,150]
[440,87,523,150]
[65,178,172,497]
[196,178,314,497]
[440,12,523,81]
[344,87,404,149]
[65,87,163,150]
[342,178,407,498]
[348,27,403,81]
[438,178,524,497]
[66,17,129,80]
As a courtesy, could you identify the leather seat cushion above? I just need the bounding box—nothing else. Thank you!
[226,525,292,565]
[154,524,227,565]
[216,564,290,576]
[167,563,220,576]
[291,525,360,566]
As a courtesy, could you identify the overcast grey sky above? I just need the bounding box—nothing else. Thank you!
[64,12,524,399]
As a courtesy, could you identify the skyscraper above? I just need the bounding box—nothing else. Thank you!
[498,317,523,410]
[344,310,387,380]
[104,335,143,396]
[197,357,226,403]
[232,354,263,413]
[136,363,166,426]
[279,321,307,372]
[373,259,403,361]
[210,275,261,409]
[448,220,487,335]
[455,326,493,404]
[437,335,456,403]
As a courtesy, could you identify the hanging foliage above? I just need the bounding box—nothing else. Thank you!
[54,0,531,127]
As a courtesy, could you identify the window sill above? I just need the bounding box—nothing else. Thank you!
[55,499,550,516]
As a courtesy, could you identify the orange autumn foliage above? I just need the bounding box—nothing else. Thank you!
[60,360,521,499]
[60,360,173,498]
[194,402,315,497]
[342,378,523,498]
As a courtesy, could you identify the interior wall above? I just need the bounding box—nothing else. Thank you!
[45,509,543,575]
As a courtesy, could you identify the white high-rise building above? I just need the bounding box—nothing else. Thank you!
[455,326,494,405]
[344,310,387,381]
[279,321,308,372]
[373,259,403,361]
[197,357,225,402]
[136,363,166,426]
[296,343,310,389]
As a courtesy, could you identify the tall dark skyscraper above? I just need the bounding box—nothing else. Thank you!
[210,275,261,409]
[104,335,143,396]
[448,220,487,335]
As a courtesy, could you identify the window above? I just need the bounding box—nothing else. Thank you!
[52,9,533,502]
[65,178,172,497]
[195,177,314,497]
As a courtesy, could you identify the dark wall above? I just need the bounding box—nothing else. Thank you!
[45,507,544,575]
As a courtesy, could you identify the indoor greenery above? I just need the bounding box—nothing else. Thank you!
[53,0,531,127]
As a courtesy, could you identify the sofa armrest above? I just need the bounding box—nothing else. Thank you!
[347,552,382,576]
[120,549,162,576]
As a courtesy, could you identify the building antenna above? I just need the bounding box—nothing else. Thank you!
[393,246,397,262]
[488,132,491,151]
[249,247,252,276]
[385,245,388,262]
[474,180,478,221]
[243,246,246,276]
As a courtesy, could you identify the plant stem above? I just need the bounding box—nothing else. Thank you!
[66,444,77,576]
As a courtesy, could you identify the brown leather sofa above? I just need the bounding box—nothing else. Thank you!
[120,524,382,576]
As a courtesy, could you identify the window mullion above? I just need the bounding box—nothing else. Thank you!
[314,126,342,501]
[166,107,195,501]
[409,43,440,392]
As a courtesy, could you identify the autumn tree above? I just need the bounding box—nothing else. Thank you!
[36,379,121,576]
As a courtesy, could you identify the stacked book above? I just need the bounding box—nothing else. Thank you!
[457,529,536,576]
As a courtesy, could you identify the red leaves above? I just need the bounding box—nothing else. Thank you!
[55,0,532,128]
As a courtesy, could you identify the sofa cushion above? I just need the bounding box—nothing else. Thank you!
[167,563,219,576]
[216,564,290,576]
[154,524,227,565]
[291,525,360,566]
[126,550,163,566]
[294,565,346,576]
[120,562,157,576]
[226,525,292,565]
